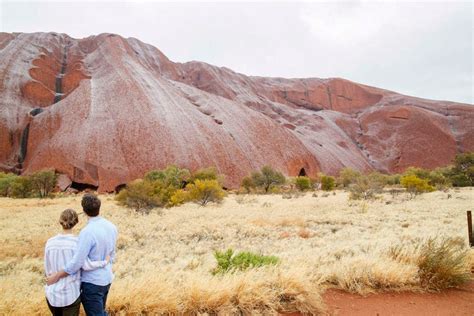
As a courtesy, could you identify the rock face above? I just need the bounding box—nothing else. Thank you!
[0,32,473,192]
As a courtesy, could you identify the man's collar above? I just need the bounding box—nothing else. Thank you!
[88,216,102,222]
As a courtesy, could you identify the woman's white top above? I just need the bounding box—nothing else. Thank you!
[44,234,107,307]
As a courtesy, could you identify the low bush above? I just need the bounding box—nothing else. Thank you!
[294,176,312,191]
[187,179,225,206]
[189,167,221,183]
[212,249,280,274]
[116,179,162,213]
[0,172,17,197]
[400,174,435,197]
[337,167,361,188]
[169,189,190,207]
[389,237,471,291]
[10,176,33,198]
[349,174,384,200]
[240,176,255,193]
[320,175,335,191]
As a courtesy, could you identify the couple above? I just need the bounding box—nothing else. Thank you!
[44,193,118,316]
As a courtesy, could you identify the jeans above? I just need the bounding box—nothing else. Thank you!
[46,296,80,316]
[80,282,111,316]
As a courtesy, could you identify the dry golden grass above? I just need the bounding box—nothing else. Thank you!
[0,188,473,315]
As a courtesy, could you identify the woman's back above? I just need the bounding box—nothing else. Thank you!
[44,234,81,307]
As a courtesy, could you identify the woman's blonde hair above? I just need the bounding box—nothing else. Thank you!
[59,209,79,230]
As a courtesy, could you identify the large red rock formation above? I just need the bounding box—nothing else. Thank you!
[0,32,473,192]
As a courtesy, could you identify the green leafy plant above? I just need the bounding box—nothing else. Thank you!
[212,249,280,274]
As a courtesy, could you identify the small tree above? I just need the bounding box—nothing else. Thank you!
[10,176,33,198]
[337,167,361,188]
[251,166,286,193]
[30,169,57,198]
[450,152,474,187]
[320,175,335,191]
[187,179,225,206]
[295,176,311,191]
[116,179,162,213]
[400,174,435,197]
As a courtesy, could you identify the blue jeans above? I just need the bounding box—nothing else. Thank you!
[80,282,111,316]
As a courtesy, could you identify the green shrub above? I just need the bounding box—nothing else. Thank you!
[337,168,361,188]
[240,176,255,193]
[389,237,471,291]
[349,174,384,200]
[144,165,190,189]
[385,174,401,185]
[212,249,280,274]
[30,169,57,198]
[0,172,17,197]
[251,166,286,193]
[10,176,33,198]
[294,176,311,191]
[116,179,162,212]
[320,175,335,191]
[400,174,435,197]
[404,166,451,189]
[449,152,474,187]
[186,179,225,206]
[190,167,220,183]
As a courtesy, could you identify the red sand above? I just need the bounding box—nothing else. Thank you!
[282,281,474,315]
[325,281,474,315]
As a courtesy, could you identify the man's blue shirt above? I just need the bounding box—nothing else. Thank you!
[64,216,118,286]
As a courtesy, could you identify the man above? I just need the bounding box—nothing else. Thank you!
[47,194,118,316]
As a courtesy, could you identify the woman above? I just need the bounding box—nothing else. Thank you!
[44,209,110,316]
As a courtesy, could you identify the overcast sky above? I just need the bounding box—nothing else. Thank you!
[1,0,472,104]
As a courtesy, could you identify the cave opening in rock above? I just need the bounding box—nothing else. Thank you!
[70,181,98,192]
[298,168,307,177]
[115,184,127,193]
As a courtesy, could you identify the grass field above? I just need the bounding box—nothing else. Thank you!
[0,188,473,315]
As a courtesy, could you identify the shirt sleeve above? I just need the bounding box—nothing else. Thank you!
[64,229,94,275]
[44,245,50,276]
[82,258,108,271]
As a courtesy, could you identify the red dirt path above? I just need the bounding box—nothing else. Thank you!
[323,281,474,316]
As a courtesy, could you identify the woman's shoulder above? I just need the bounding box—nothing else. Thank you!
[45,234,78,249]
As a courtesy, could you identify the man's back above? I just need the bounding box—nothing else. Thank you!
[64,216,118,286]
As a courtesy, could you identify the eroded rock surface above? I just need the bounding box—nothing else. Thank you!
[1,32,472,191]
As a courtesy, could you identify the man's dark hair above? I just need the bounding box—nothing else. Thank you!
[81,193,101,217]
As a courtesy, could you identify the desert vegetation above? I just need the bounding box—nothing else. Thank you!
[0,188,473,314]
[0,153,473,314]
